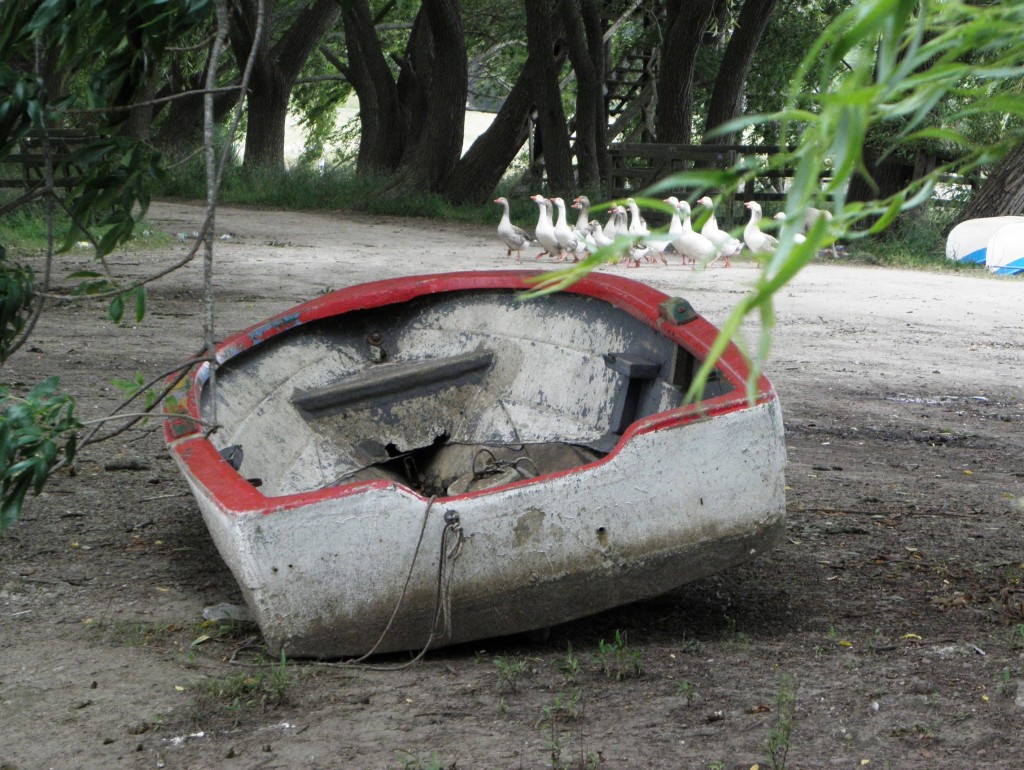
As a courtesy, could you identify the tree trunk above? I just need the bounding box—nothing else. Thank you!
[847,140,916,205]
[525,0,573,193]
[230,0,341,172]
[395,9,435,160]
[153,82,236,156]
[956,140,1024,223]
[442,43,569,205]
[703,0,779,144]
[242,62,290,169]
[559,0,604,190]
[655,0,716,144]
[339,0,406,175]
[384,0,467,194]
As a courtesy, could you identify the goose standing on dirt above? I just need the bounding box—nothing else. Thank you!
[494,197,532,261]
[696,196,741,267]
[670,200,718,268]
[531,194,560,260]
[803,206,841,258]
[551,197,581,261]
[743,201,779,259]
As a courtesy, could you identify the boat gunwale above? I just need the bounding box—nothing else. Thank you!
[163,270,777,517]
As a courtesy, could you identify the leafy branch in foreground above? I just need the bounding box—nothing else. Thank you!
[525,0,1024,402]
[0,377,79,534]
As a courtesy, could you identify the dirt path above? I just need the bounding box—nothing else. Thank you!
[2,200,1022,769]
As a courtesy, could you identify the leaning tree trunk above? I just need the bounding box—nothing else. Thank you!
[956,140,1024,223]
[442,41,569,205]
[525,0,574,193]
[703,0,779,144]
[655,0,716,144]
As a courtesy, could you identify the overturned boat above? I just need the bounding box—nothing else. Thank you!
[163,271,786,658]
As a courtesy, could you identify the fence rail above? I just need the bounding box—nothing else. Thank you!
[0,129,94,190]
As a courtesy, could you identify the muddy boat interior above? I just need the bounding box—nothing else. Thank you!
[202,290,735,498]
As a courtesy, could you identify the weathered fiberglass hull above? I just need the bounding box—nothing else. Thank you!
[163,271,786,658]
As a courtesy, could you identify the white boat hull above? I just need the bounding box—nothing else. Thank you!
[946,215,1024,264]
[165,271,787,657]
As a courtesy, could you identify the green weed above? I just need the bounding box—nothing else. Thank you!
[676,679,698,705]
[765,674,798,770]
[593,629,643,681]
[493,656,527,694]
[557,642,582,683]
[1011,624,1024,650]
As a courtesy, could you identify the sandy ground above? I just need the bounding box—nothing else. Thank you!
[1,199,1022,769]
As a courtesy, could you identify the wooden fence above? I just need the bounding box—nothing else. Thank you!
[608,141,978,224]
[0,129,93,190]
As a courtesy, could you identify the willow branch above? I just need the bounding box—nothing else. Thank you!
[71,355,211,454]
[62,85,246,115]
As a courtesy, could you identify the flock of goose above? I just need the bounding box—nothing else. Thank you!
[495,194,836,267]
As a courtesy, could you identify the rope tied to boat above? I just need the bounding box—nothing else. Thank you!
[344,495,464,669]
[471,447,539,483]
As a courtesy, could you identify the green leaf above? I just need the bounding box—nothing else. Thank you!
[109,294,124,323]
[133,286,146,323]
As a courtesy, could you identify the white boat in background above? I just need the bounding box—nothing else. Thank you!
[946,216,1024,264]
[984,223,1024,275]
[163,271,787,658]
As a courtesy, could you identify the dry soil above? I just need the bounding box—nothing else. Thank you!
[1,200,1022,769]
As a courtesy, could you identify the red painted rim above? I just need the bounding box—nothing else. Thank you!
[163,270,776,516]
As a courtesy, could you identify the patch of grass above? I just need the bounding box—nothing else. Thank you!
[96,616,259,656]
[676,679,698,705]
[1011,624,1024,650]
[98,620,178,648]
[542,689,583,723]
[557,642,582,684]
[158,155,512,226]
[0,195,172,256]
[843,205,984,272]
[540,691,600,770]
[192,651,290,727]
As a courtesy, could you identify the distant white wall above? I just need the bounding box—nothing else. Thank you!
[283,101,497,165]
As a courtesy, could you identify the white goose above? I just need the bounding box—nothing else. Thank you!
[572,196,591,236]
[637,196,686,265]
[670,200,718,268]
[494,197,532,261]
[696,196,741,267]
[625,198,650,238]
[773,212,807,244]
[550,196,581,261]
[587,219,613,251]
[531,194,560,260]
[743,201,779,259]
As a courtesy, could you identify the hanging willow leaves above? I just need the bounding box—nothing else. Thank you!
[0,248,35,363]
[0,378,79,534]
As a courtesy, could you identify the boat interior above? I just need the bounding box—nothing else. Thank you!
[202,289,734,498]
